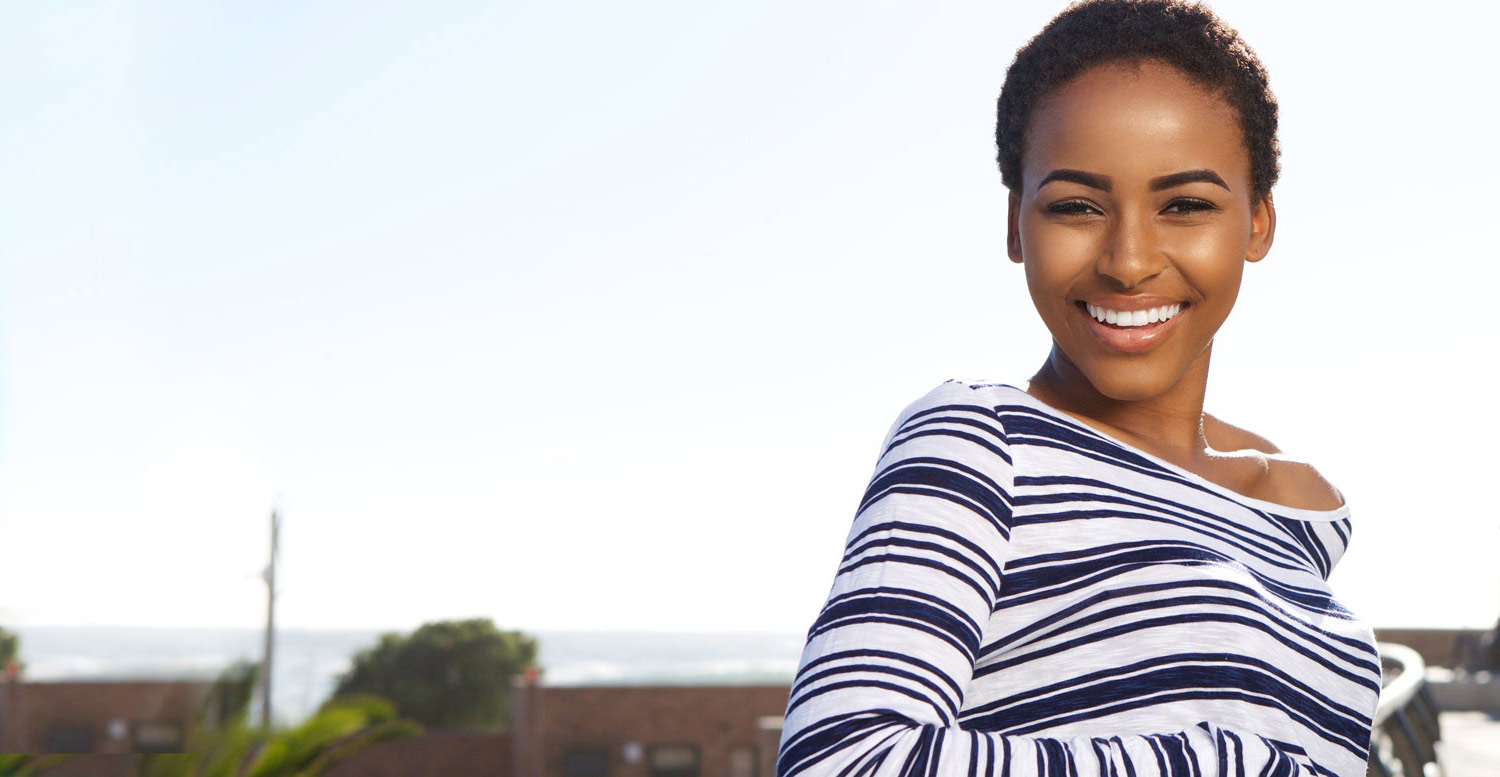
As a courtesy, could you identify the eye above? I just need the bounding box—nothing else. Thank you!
[1161,198,1217,215]
[1045,199,1102,217]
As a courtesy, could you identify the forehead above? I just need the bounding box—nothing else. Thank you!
[1023,61,1250,192]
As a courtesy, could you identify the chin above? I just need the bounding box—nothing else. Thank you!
[1074,360,1183,402]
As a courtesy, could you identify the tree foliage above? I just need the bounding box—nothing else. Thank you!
[0,626,19,671]
[332,618,538,730]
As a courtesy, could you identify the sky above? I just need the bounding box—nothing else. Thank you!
[1,0,1497,635]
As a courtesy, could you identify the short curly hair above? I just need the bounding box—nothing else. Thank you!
[996,0,1279,200]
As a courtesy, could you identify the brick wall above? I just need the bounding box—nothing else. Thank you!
[323,730,512,777]
[515,684,791,777]
[1373,628,1490,669]
[1,680,211,755]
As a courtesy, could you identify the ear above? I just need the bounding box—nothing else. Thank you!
[1007,190,1024,264]
[1245,193,1275,263]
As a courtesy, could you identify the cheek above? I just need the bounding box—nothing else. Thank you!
[1163,227,1243,266]
[1022,255,1076,321]
[1020,221,1100,310]
[1164,230,1248,312]
[1022,218,1103,266]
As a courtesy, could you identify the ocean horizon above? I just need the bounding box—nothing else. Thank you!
[10,626,808,725]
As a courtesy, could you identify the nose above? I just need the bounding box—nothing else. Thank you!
[1096,210,1166,289]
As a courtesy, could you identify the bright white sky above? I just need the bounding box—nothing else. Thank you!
[1,1,1496,635]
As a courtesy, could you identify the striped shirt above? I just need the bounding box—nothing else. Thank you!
[777,380,1380,777]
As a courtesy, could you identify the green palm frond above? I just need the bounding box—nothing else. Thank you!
[139,692,419,777]
[0,754,68,777]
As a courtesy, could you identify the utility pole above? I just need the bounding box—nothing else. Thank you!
[260,506,280,731]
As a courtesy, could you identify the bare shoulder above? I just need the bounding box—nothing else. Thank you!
[1261,455,1345,511]
[1203,414,1345,511]
[1202,413,1281,455]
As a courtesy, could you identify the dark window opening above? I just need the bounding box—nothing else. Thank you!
[649,744,700,777]
[45,725,94,754]
[133,720,185,753]
[564,747,610,777]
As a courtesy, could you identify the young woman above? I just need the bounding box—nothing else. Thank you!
[775,2,1380,776]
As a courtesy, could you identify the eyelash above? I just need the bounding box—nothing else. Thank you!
[1047,200,1100,216]
[1162,198,1216,214]
[1045,198,1218,217]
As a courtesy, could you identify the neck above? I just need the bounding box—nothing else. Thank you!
[1026,343,1213,458]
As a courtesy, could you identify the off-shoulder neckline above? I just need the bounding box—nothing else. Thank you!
[976,382,1351,522]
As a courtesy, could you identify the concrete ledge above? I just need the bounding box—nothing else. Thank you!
[1427,669,1500,713]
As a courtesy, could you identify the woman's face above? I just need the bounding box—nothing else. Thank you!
[1007,60,1274,402]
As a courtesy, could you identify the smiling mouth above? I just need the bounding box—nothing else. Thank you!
[1078,301,1187,328]
[1072,300,1189,354]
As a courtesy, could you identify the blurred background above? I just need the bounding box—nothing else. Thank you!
[1,1,1497,775]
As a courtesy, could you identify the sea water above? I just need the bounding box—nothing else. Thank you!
[13,627,805,724]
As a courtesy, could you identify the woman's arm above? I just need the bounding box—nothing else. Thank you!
[776,381,1322,777]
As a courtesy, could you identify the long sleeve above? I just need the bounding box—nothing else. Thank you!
[776,381,1325,777]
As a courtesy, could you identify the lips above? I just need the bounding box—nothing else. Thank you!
[1074,300,1188,353]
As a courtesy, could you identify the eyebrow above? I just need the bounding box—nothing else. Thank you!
[1150,169,1230,191]
[1036,169,1112,192]
[1035,168,1232,193]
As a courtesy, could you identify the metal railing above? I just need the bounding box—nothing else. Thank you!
[1368,643,1443,777]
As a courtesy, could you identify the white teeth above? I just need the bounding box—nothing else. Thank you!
[1084,302,1183,327]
